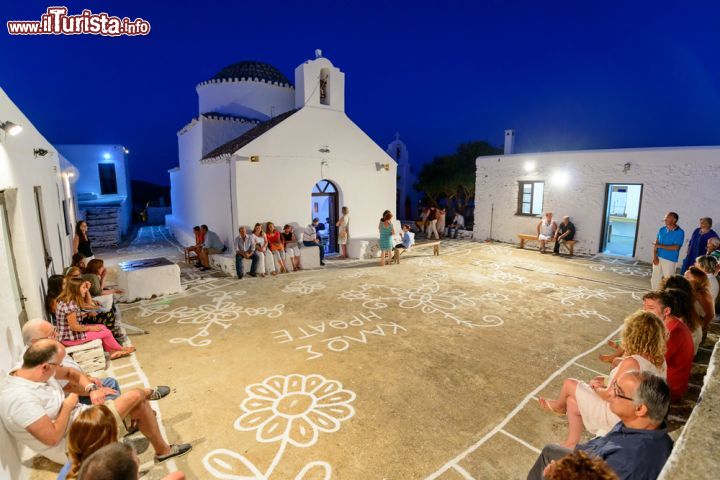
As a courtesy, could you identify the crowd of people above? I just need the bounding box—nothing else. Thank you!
[0,222,191,478]
[415,206,465,239]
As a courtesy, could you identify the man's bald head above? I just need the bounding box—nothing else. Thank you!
[21,319,54,345]
[22,339,60,369]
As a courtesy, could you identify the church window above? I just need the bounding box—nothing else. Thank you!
[319,68,330,105]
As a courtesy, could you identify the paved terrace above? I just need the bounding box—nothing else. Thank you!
[27,226,719,479]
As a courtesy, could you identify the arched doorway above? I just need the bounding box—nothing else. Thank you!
[311,180,339,255]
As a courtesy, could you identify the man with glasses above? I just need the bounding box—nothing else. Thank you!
[0,340,191,465]
[527,371,673,480]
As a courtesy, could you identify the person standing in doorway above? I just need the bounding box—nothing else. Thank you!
[73,221,93,261]
[336,206,350,259]
[651,212,685,290]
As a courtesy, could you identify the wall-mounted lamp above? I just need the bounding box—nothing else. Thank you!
[67,172,75,178]
[123,147,130,154]
[34,148,49,158]
[0,121,23,137]
[318,146,330,154]
[102,153,111,160]
[523,161,536,173]
[623,162,631,174]
[249,155,260,163]
[376,162,390,171]
[551,170,570,187]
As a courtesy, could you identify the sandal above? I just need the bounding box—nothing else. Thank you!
[110,347,136,360]
[537,397,566,416]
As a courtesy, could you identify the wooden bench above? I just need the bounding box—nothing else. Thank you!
[393,240,441,264]
[517,234,577,255]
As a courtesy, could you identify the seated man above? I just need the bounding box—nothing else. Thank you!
[0,340,191,465]
[302,218,325,266]
[527,371,673,480]
[643,291,694,401]
[393,224,416,262]
[185,226,203,261]
[196,224,225,271]
[537,212,558,254]
[446,211,465,239]
[553,216,576,255]
[235,226,259,279]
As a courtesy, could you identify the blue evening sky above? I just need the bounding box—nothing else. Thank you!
[1,0,718,185]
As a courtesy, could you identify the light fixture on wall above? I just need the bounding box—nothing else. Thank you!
[523,161,536,173]
[318,146,330,154]
[34,148,49,158]
[623,162,631,174]
[102,152,111,160]
[0,121,23,138]
[551,170,570,187]
[375,162,390,172]
[123,147,130,154]
[249,155,260,163]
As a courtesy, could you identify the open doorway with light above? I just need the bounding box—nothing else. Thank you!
[311,180,339,255]
[600,183,643,257]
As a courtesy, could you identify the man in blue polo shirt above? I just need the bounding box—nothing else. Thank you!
[527,371,673,480]
[651,212,685,290]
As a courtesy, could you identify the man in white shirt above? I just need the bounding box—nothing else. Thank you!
[235,226,259,278]
[0,340,191,464]
[302,218,325,266]
[446,212,465,239]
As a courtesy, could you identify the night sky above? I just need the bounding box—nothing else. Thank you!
[1,1,718,186]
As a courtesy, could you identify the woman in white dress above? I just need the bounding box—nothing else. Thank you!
[538,310,667,448]
[251,223,275,277]
[336,206,350,259]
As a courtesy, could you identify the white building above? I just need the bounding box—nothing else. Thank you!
[387,133,420,221]
[166,52,397,257]
[56,144,132,247]
[0,86,77,478]
[473,145,720,262]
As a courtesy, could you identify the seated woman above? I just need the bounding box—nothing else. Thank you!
[663,275,704,353]
[251,223,274,277]
[58,405,118,479]
[56,278,134,359]
[45,275,65,323]
[685,266,715,344]
[695,255,719,301]
[282,224,302,271]
[66,267,120,340]
[266,222,288,274]
[83,259,123,311]
[539,310,666,448]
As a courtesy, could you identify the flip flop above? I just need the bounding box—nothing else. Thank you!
[537,397,566,417]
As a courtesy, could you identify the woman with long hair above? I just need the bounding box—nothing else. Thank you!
[336,206,350,259]
[265,222,288,274]
[58,405,118,479]
[662,275,704,353]
[251,223,274,277]
[73,220,93,260]
[378,211,395,267]
[56,278,134,359]
[685,266,715,344]
[538,310,666,448]
[83,259,123,311]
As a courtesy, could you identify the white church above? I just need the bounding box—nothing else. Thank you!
[166,51,397,258]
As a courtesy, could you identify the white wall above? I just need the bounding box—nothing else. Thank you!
[0,86,75,478]
[56,144,132,236]
[197,80,294,120]
[295,57,345,111]
[473,147,720,262]
[201,117,256,157]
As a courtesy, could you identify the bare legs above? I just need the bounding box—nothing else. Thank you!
[380,250,392,266]
[539,378,584,449]
[114,388,171,456]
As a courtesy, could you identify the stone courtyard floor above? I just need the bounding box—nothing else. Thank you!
[28,226,714,479]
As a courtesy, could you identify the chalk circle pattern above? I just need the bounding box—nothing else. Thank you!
[203,374,356,479]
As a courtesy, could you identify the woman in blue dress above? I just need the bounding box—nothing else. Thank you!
[379,211,396,267]
[681,217,718,273]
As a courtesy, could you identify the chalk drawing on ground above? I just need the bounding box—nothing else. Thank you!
[203,373,355,479]
[338,273,504,329]
[135,289,284,347]
[282,278,327,295]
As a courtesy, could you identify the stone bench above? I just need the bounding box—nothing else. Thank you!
[65,339,106,377]
[117,257,182,302]
[517,233,577,255]
[210,245,321,276]
[393,240,441,264]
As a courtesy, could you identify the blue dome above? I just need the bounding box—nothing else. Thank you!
[210,61,292,86]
